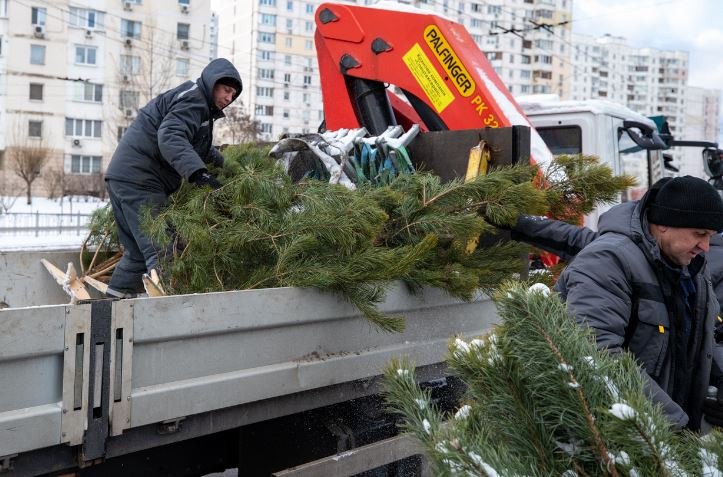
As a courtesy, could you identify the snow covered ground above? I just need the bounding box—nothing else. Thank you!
[0,196,108,251]
[1,195,107,215]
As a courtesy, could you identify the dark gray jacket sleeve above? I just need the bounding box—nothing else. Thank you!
[557,241,689,429]
[510,216,598,262]
[157,99,208,180]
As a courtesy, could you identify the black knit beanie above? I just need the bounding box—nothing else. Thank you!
[647,175,723,232]
[215,76,242,94]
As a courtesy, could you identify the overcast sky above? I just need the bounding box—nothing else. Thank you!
[572,0,723,142]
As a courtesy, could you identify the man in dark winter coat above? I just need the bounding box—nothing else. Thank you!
[104,58,242,298]
[509,176,723,431]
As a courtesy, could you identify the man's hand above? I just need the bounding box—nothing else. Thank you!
[703,385,723,427]
[189,169,222,190]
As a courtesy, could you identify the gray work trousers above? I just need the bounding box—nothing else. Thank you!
[106,179,168,294]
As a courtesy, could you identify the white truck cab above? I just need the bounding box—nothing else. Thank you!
[517,96,668,229]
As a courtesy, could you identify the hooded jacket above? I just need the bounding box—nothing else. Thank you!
[550,193,720,430]
[105,58,242,194]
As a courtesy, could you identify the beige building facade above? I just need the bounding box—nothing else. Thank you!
[216,0,572,141]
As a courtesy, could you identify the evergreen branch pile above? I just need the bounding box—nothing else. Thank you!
[383,282,723,475]
[88,143,633,332]
[542,154,637,224]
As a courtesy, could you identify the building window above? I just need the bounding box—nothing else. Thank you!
[120,54,140,75]
[305,3,314,14]
[287,0,293,11]
[285,54,291,65]
[285,37,293,47]
[176,58,190,76]
[283,72,291,83]
[70,155,101,174]
[74,82,103,102]
[28,120,42,137]
[75,45,97,65]
[65,118,102,138]
[256,86,273,97]
[259,50,273,61]
[69,8,104,29]
[121,19,141,39]
[534,55,552,64]
[283,91,290,100]
[255,105,274,116]
[305,21,313,32]
[117,126,128,141]
[29,83,43,100]
[178,0,190,5]
[30,44,45,64]
[303,92,310,103]
[258,68,274,80]
[261,14,276,26]
[286,18,293,30]
[31,6,46,25]
[177,23,190,40]
[282,109,290,119]
[487,5,501,14]
[119,90,139,109]
[471,18,483,28]
[520,70,531,79]
[259,32,275,44]
[261,123,272,134]
[303,75,312,85]
[259,0,276,5]
[305,39,313,50]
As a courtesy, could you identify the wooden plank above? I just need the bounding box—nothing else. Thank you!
[272,434,424,477]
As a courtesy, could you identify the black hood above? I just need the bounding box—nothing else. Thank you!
[197,58,242,113]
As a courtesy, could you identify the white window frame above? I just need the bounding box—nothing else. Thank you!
[31,6,46,26]
[30,44,45,65]
[120,54,141,75]
[74,82,103,103]
[65,118,102,138]
[75,45,98,65]
[176,57,190,77]
[121,19,141,39]
[70,155,101,174]
[69,7,105,30]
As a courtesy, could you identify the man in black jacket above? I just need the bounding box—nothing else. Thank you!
[104,58,242,298]
[506,177,723,430]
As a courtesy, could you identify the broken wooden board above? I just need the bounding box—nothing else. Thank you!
[142,269,166,297]
[40,259,91,304]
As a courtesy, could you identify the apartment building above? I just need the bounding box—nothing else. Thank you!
[570,33,689,143]
[217,0,572,141]
[677,86,720,178]
[0,0,211,198]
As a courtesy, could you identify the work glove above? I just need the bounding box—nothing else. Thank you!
[207,146,224,168]
[703,384,723,427]
[189,169,222,190]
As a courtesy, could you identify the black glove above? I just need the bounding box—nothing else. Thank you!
[207,146,224,168]
[703,385,723,427]
[189,169,222,190]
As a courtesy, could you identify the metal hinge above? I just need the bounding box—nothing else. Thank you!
[0,454,17,473]
[157,417,185,435]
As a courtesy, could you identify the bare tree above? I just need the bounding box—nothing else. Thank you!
[0,169,20,214]
[44,167,67,201]
[214,103,262,145]
[107,24,179,149]
[9,118,51,205]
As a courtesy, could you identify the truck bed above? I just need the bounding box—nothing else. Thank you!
[0,277,497,476]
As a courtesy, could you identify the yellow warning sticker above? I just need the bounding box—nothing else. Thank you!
[402,43,455,114]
